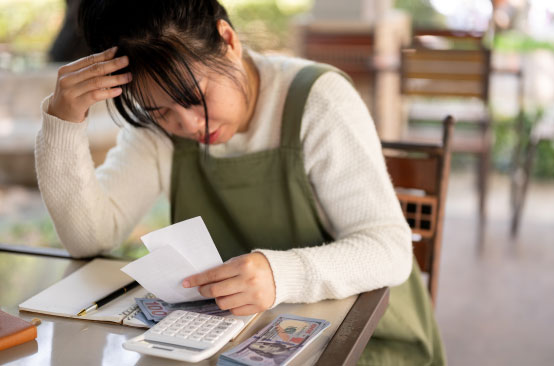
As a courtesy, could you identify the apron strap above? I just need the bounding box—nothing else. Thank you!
[280,63,351,149]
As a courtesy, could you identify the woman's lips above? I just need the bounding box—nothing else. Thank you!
[208,129,219,144]
[198,129,220,144]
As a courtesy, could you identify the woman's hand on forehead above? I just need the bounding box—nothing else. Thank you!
[182,253,276,316]
[47,46,133,123]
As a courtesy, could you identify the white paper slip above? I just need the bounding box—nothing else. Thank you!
[141,216,222,271]
[121,245,206,304]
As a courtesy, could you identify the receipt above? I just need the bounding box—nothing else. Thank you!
[121,216,223,303]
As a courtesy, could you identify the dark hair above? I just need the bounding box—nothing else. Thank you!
[78,0,239,143]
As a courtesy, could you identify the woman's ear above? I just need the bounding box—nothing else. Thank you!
[217,19,242,60]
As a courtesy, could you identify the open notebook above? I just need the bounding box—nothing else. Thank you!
[19,258,255,329]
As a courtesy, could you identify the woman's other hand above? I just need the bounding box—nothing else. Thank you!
[48,46,132,123]
[182,253,276,316]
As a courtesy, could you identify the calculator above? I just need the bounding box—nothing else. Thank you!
[123,310,245,362]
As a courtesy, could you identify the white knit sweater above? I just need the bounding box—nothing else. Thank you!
[35,52,412,307]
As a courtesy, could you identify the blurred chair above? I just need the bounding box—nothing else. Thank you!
[381,115,455,305]
[510,108,554,236]
[400,30,492,226]
[295,22,377,117]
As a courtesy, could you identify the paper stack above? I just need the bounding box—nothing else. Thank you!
[122,216,223,303]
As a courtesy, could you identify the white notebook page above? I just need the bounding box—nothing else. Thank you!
[19,258,135,321]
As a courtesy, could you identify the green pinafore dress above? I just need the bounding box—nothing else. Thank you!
[170,65,446,365]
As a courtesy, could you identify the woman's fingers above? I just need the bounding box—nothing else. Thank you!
[198,275,244,298]
[77,86,123,107]
[184,253,275,316]
[183,261,240,288]
[227,304,260,316]
[215,294,263,315]
[48,46,131,122]
[72,72,132,98]
[214,292,250,311]
[62,55,130,89]
[59,46,118,75]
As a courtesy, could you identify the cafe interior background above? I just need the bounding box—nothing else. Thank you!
[1,0,553,364]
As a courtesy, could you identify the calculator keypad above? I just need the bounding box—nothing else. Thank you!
[144,310,243,350]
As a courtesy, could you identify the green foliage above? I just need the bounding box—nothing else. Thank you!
[0,217,62,248]
[0,0,65,53]
[394,0,446,29]
[222,0,312,51]
[493,110,554,180]
[494,31,554,53]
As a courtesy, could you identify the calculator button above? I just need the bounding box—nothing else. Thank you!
[144,311,244,350]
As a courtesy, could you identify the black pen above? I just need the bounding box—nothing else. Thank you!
[77,281,139,316]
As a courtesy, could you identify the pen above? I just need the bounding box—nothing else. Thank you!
[77,280,139,316]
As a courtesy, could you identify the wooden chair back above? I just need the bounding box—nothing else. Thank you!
[296,24,377,113]
[401,30,491,102]
[298,26,375,77]
[381,115,455,305]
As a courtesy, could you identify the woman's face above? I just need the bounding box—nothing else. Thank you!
[140,20,256,145]
[142,65,250,144]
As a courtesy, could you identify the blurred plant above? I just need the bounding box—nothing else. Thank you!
[493,109,554,179]
[0,218,62,248]
[0,0,65,53]
[494,31,554,53]
[222,0,313,52]
[394,0,446,29]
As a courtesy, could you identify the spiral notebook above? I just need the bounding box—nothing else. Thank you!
[19,258,153,328]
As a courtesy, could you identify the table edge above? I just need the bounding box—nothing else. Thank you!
[314,287,390,366]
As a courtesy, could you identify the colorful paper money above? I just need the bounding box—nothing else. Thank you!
[135,297,230,323]
[218,314,330,366]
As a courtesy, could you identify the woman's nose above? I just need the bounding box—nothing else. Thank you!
[175,105,204,133]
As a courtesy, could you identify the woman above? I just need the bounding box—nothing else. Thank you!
[36,0,445,364]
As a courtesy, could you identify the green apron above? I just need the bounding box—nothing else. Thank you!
[170,65,446,365]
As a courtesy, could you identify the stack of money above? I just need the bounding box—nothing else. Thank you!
[134,297,230,327]
[218,314,330,366]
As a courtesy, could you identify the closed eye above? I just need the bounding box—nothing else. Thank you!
[152,108,167,118]
[144,107,168,120]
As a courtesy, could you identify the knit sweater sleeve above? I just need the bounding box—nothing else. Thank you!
[35,95,169,258]
[255,73,413,306]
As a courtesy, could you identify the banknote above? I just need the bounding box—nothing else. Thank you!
[134,309,156,327]
[218,314,330,366]
[135,297,230,322]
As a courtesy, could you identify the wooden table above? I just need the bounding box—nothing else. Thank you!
[0,245,389,366]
